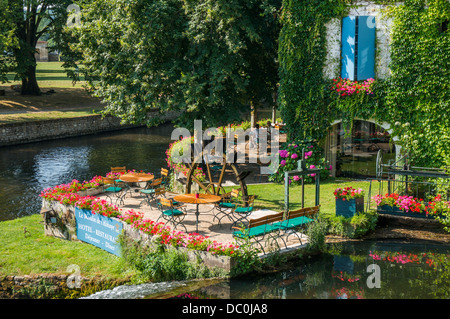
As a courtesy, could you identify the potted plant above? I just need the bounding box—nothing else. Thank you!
[334,187,365,218]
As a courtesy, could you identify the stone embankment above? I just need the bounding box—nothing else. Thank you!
[0,109,180,147]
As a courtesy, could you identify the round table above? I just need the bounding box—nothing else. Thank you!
[173,194,222,233]
[119,173,154,183]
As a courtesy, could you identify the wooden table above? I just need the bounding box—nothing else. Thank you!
[118,173,154,197]
[173,194,222,233]
[119,173,154,182]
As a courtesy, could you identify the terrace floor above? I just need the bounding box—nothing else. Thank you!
[95,186,309,256]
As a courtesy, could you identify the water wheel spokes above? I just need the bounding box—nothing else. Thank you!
[185,152,249,200]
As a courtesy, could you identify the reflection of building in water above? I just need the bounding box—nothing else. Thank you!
[325,119,397,179]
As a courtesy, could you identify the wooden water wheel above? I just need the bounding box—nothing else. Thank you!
[185,151,251,200]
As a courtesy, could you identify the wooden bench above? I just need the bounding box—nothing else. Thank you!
[232,211,285,254]
[273,206,320,246]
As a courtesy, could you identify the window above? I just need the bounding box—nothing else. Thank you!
[341,16,376,81]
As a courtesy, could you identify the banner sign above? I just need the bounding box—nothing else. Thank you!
[75,208,123,256]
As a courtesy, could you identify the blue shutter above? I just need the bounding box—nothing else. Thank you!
[357,16,376,80]
[341,16,356,80]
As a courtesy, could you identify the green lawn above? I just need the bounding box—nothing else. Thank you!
[5,62,85,88]
[0,214,135,279]
[246,179,381,215]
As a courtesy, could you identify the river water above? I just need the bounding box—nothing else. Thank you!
[84,241,450,299]
[0,124,174,221]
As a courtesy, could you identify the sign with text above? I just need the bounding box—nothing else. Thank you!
[75,208,123,256]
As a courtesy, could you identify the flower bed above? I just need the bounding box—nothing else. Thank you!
[40,174,239,259]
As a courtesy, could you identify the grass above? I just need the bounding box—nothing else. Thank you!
[0,108,102,124]
[246,179,378,215]
[0,214,136,279]
[5,62,85,88]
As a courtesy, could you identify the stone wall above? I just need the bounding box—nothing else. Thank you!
[0,109,180,147]
[323,1,394,80]
[41,199,235,273]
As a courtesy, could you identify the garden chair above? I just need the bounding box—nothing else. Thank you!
[101,177,125,206]
[156,198,187,232]
[160,168,170,189]
[213,188,240,227]
[139,178,163,208]
[232,212,285,255]
[230,194,257,229]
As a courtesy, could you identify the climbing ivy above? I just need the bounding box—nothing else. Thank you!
[386,0,450,168]
[278,0,450,169]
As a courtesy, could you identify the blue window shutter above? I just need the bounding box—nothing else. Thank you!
[341,16,356,81]
[357,16,376,80]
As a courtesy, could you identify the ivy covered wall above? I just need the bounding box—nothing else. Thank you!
[278,0,450,168]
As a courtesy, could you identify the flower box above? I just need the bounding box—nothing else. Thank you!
[376,205,435,219]
[336,197,364,218]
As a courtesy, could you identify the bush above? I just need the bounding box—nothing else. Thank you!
[321,210,378,239]
[269,140,332,184]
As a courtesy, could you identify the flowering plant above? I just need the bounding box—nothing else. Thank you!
[425,194,450,216]
[166,136,206,182]
[331,77,375,97]
[270,141,332,185]
[372,193,426,214]
[334,186,364,200]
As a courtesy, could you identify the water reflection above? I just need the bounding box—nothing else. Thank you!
[145,242,450,299]
[0,124,174,221]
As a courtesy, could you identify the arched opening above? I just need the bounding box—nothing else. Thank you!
[325,119,396,179]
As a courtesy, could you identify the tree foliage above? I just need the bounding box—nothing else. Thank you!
[70,0,281,129]
[1,0,73,95]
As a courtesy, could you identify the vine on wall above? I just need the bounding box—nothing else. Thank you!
[278,0,450,168]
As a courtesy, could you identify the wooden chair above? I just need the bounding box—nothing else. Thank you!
[230,194,257,229]
[157,198,187,232]
[101,177,125,205]
[160,168,169,189]
[232,212,285,254]
[139,179,163,208]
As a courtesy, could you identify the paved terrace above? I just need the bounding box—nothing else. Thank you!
[95,185,309,256]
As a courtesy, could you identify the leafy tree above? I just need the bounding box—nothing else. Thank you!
[2,0,73,95]
[70,0,281,128]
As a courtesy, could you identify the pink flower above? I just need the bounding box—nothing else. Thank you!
[293,176,300,182]
[280,160,286,167]
[291,153,298,159]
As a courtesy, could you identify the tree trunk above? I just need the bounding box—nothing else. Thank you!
[21,61,40,96]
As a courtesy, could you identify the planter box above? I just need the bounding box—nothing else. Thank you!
[336,197,364,218]
[377,205,435,219]
[77,188,103,197]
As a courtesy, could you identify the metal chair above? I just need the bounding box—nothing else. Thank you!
[230,195,257,229]
[213,188,240,227]
[157,198,187,232]
[102,177,125,205]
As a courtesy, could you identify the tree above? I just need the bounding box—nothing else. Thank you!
[70,0,281,129]
[2,0,72,95]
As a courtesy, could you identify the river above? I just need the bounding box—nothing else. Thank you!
[0,124,174,221]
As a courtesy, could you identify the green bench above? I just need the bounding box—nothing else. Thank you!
[274,206,320,246]
[232,212,285,254]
